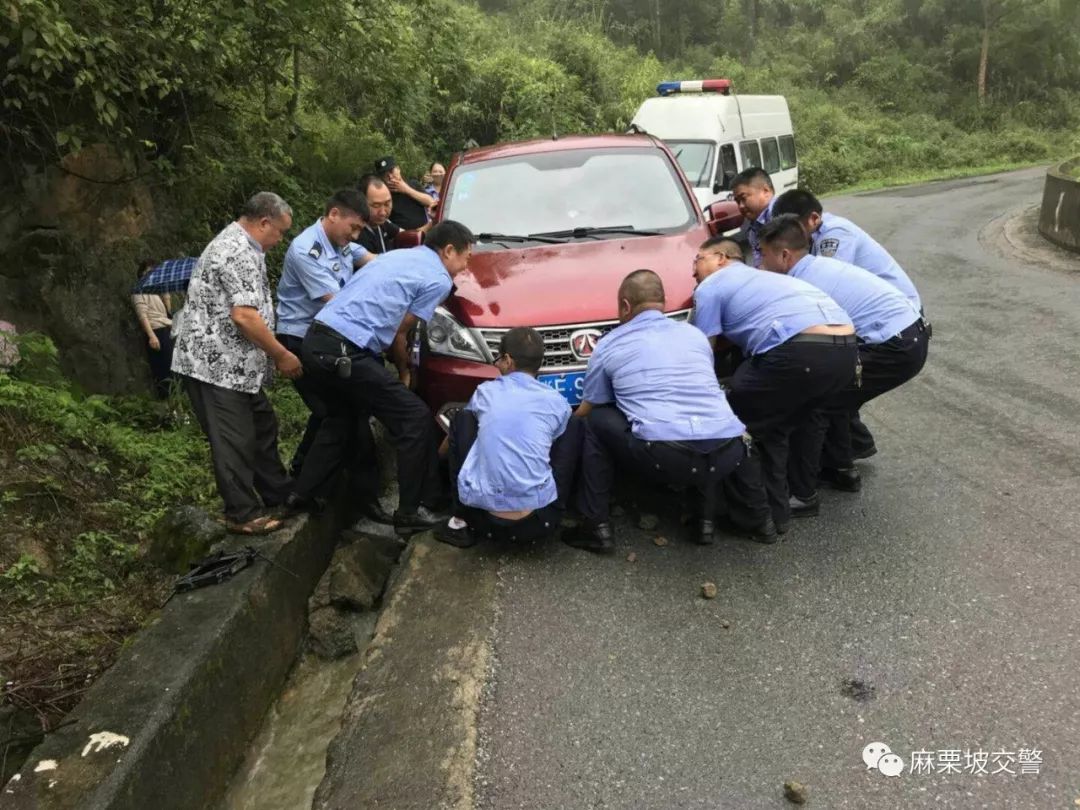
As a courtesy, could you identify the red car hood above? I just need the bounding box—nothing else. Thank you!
[447,229,705,327]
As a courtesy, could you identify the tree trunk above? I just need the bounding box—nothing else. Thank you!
[978,0,991,104]
[654,0,662,56]
[288,45,300,127]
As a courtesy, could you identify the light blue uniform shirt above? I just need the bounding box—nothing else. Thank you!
[276,220,368,338]
[790,255,920,345]
[692,261,852,355]
[458,372,571,512]
[583,310,745,442]
[741,197,776,268]
[814,213,921,310]
[316,245,452,353]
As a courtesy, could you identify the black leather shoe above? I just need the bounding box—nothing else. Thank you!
[717,515,778,544]
[789,493,820,518]
[747,515,778,544]
[434,519,478,548]
[562,522,616,555]
[819,467,862,492]
[393,505,447,536]
[852,444,878,461]
[694,519,715,546]
[359,499,394,525]
[283,492,321,516]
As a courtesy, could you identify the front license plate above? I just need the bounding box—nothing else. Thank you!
[538,371,586,406]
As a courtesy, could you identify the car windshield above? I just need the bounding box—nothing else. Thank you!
[666,141,715,187]
[442,147,697,240]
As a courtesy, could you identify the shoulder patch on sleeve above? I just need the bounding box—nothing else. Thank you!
[818,238,840,257]
[307,242,323,260]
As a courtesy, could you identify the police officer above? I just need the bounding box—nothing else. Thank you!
[772,189,922,310]
[758,215,929,514]
[437,327,582,548]
[275,189,388,521]
[732,167,777,267]
[356,174,402,255]
[301,220,475,535]
[691,237,858,533]
[567,270,752,553]
[772,188,926,461]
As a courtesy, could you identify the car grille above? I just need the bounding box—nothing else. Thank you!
[476,309,692,372]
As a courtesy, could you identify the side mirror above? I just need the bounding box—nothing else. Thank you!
[705,200,743,237]
[395,230,423,249]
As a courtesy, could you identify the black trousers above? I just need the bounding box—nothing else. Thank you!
[301,324,441,514]
[727,338,858,526]
[448,410,582,542]
[575,405,747,524]
[182,376,291,523]
[147,327,174,399]
[790,319,930,496]
[278,333,379,502]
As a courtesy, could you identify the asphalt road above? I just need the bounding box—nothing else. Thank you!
[470,168,1080,810]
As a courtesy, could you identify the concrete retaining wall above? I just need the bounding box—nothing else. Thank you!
[3,503,352,810]
[1038,157,1080,253]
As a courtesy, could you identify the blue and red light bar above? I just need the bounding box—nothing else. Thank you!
[656,79,733,96]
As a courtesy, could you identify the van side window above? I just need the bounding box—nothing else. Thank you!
[715,144,738,190]
[779,135,798,170]
[739,140,762,170]
[761,138,781,174]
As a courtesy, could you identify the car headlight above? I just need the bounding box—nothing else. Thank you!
[426,306,489,362]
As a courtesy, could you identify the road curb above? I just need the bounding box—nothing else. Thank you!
[313,537,499,810]
[1038,157,1080,253]
[3,497,356,810]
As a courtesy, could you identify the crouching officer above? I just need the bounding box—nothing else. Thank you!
[301,220,475,535]
[772,189,922,311]
[772,188,927,462]
[691,237,857,534]
[437,327,582,548]
[275,190,387,520]
[566,270,751,554]
[759,215,929,514]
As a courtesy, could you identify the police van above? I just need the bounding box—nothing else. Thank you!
[631,79,798,213]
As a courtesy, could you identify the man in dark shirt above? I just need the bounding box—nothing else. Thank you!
[356,174,402,255]
[374,155,435,231]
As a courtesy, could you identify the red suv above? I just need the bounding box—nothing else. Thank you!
[415,133,740,424]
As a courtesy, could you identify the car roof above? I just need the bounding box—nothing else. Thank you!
[458,133,662,164]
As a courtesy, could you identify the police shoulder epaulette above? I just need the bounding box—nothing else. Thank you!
[308,241,323,260]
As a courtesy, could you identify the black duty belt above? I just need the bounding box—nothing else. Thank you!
[788,332,859,346]
[311,321,368,355]
[899,318,931,339]
[862,317,932,346]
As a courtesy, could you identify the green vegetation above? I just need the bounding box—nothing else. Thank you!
[0,336,306,730]
[3,0,1078,256]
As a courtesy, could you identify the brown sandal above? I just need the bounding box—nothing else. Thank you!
[226,515,284,535]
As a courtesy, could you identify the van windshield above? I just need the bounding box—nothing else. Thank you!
[666,141,715,187]
[442,147,697,241]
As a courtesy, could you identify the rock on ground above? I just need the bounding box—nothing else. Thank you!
[146,505,225,573]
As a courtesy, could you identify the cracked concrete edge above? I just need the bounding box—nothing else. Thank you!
[313,536,499,810]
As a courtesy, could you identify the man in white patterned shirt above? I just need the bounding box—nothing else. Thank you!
[172,192,301,534]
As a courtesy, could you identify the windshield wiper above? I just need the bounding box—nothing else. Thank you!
[476,232,563,245]
[529,225,663,239]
